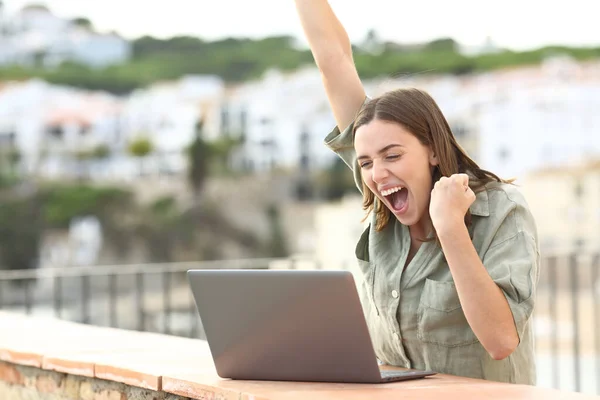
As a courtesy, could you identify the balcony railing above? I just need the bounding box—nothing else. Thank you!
[0,254,598,396]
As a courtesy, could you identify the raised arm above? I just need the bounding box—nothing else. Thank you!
[295,0,366,131]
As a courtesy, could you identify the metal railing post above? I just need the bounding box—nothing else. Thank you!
[109,273,118,328]
[136,271,145,331]
[569,254,581,393]
[163,270,171,335]
[548,255,559,389]
[54,275,62,319]
[81,274,90,324]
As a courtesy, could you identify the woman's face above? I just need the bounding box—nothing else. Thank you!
[355,119,438,229]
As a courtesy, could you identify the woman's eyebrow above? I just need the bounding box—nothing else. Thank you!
[357,144,404,160]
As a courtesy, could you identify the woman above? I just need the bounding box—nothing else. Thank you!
[294,0,540,384]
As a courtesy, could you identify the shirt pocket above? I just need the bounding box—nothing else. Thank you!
[417,278,480,347]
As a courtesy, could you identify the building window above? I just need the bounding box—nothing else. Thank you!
[451,122,468,139]
[47,125,64,139]
[80,124,91,135]
[498,148,510,163]
[0,131,16,146]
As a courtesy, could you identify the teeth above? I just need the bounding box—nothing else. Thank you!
[381,187,403,196]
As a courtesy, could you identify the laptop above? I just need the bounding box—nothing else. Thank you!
[187,269,437,383]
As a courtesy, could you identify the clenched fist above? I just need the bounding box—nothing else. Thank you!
[429,173,476,235]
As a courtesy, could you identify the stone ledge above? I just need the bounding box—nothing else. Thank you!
[0,311,596,400]
[0,362,191,400]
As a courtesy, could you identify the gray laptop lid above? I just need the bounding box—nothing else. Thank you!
[187,269,384,383]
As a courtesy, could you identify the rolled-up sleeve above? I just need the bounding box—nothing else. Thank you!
[324,123,356,168]
[482,210,540,342]
[324,123,364,194]
[323,97,371,194]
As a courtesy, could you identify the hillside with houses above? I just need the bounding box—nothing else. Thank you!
[0,4,599,271]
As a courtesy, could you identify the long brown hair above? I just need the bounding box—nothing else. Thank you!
[353,88,511,234]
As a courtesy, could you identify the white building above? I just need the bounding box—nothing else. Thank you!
[370,57,600,180]
[221,67,338,173]
[0,79,122,178]
[471,58,600,180]
[0,75,227,181]
[1,53,598,186]
[520,160,600,255]
[119,75,225,175]
[0,5,131,68]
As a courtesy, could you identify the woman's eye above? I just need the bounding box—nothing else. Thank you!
[386,154,400,161]
[360,161,372,169]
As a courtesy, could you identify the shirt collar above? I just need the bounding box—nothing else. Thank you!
[469,188,490,217]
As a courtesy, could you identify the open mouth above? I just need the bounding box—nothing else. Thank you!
[381,186,409,213]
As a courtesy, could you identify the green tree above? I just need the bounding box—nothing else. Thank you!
[187,118,242,201]
[0,195,41,271]
[41,184,133,228]
[71,17,93,30]
[0,146,21,186]
[265,204,288,257]
[127,136,154,175]
[7,148,20,177]
[0,34,597,93]
[136,196,180,262]
[39,184,135,259]
[425,37,459,52]
[209,136,242,175]
[187,119,209,202]
[91,144,111,159]
[322,157,357,201]
[73,144,111,181]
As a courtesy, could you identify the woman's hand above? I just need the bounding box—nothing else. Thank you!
[429,173,476,235]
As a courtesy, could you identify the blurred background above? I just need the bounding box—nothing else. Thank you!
[0,0,598,395]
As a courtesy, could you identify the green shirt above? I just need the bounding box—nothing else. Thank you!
[324,120,540,385]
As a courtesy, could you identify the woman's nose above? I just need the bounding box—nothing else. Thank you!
[371,162,389,183]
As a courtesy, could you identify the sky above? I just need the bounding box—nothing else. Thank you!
[2,0,599,51]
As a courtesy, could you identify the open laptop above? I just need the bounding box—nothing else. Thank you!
[187,269,437,383]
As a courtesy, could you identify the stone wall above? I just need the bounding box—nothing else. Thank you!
[0,361,191,400]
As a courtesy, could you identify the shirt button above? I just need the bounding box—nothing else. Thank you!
[392,290,399,298]
[393,332,400,341]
